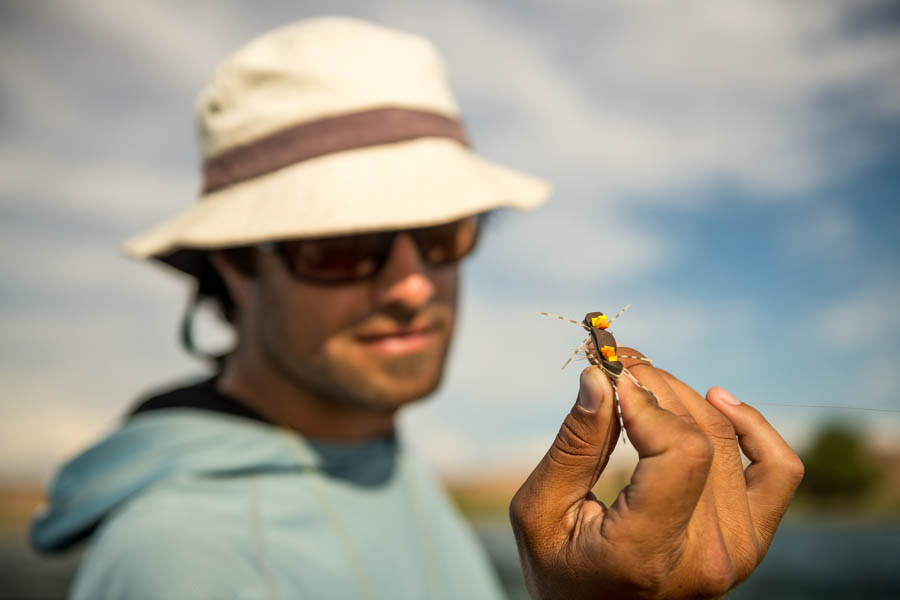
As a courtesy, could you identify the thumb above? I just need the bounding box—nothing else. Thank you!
[519,367,618,522]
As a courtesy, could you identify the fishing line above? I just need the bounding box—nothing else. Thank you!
[538,309,900,416]
[753,402,900,414]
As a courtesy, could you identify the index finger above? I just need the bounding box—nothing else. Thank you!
[617,346,694,424]
[607,373,713,538]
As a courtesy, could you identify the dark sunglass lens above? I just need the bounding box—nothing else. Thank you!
[277,217,479,282]
[281,232,392,282]
[415,217,479,265]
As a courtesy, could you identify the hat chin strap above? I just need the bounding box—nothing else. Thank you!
[179,292,228,368]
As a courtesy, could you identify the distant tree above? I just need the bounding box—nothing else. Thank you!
[798,424,882,503]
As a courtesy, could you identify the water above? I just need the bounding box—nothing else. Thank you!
[3,520,898,598]
[0,532,82,600]
[475,519,900,600]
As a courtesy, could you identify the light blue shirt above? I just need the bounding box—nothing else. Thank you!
[32,409,506,599]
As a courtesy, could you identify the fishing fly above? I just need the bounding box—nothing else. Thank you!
[538,304,659,441]
[538,304,900,421]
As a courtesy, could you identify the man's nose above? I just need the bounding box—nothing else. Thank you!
[373,233,436,311]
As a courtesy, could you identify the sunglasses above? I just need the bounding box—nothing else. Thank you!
[265,216,480,284]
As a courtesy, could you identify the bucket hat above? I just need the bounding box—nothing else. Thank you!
[122,16,551,277]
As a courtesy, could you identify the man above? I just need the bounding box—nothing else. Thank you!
[31,17,803,599]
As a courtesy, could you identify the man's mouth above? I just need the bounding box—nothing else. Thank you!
[354,322,441,356]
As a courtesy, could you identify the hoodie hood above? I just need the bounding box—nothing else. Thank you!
[30,408,398,553]
[30,383,505,600]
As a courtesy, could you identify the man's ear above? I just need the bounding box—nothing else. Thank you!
[209,250,252,310]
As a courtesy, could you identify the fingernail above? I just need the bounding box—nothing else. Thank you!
[714,387,742,406]
[577,369,603,412]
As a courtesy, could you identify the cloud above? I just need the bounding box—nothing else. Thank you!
[777,203,859,264]
[5,0,899,207]
[382,0,900,200]
[2,0,899,483]
[818,283,900,348]
[857,353,900,409]
[469,208,673,297]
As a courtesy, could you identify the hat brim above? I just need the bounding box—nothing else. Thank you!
[123,137,550,278]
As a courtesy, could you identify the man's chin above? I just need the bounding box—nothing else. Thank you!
[343,358,446,411]
[360,367,445,411]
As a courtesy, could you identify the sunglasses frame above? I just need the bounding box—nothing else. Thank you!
[259,215,482,285]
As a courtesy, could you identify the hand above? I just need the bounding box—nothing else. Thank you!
[509,348,804,599]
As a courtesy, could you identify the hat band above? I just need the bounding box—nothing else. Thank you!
[202,107,469,194]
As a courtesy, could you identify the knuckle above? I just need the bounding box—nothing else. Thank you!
[783,453,805,486]
[656,368,675,380]
[703,413,738,443]
[704,570,736,597]
[700,552,736,596]
[549,416,597,465]
[678,429,715,467]
[619,562,668,598]
[508,491,529,527]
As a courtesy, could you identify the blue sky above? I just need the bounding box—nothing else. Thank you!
[2,0,899,482]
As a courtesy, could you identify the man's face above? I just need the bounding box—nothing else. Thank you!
[240,232,459,412]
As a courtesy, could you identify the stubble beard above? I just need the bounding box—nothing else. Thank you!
[261,311,455,413]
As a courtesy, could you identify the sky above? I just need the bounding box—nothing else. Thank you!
[2,0,899,484]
